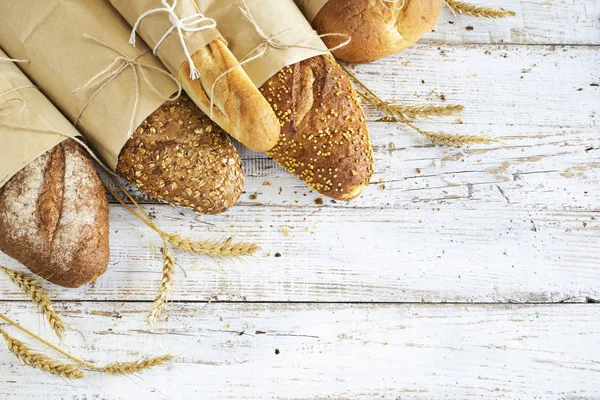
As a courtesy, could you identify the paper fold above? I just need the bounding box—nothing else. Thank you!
[0,0,179,170]
[0,49,79,188]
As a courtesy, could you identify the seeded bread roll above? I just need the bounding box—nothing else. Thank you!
[261,55,373,200]
[116,95,244,215]
[312,0,442,63]
[0,140,110,288]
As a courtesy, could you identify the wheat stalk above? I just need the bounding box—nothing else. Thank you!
[387,104,465,119]
[165,234,259,257]
[0,329,84,379]
[0,266,66,339]
[147,247,175,326]
[101,355,174,375]
[420,131,496,146]
[444,0,515,18]
[340,65,496,146]
[1,312,174,377]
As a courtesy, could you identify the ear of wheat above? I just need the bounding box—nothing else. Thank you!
[0,266,65,339]
[147,247,175,326]
[101,355,174,375]
[386,104,465,120]
[340,65,496,146]
[0,329,84,379]
[165,233,259,257]
[445,0,516,18]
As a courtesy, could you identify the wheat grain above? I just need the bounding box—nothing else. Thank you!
[445,0,515,18]
[420,131,496,146]
[101,355,174,375]
[0,329,84,379]
[165,233,259,257]
[389,104,465,119]
[0,267,65,339]
[147,247,175,326]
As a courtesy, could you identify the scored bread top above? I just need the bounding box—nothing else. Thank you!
[116,94,244,215]
[0,140,110,288]
[261,55,374,200]
[313,0,442,63]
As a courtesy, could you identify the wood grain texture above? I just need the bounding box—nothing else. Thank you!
[0,205,598,303]
[428,0,600,45]
[0,302,599,399]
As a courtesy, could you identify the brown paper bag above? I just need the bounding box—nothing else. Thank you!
[109,0,221,78]
[295,0,329,22]
[0,50,79,187]
[195,0,330,87]
[0,0,179,170]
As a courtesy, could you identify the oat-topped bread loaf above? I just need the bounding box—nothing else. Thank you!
[311,0,442,63]
[117,95,244,215]
[0,140,109,288]
[261,55,374,200]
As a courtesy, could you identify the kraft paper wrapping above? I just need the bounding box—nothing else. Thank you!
[0,0,179,170]
[196,0,329,87]
[109,0,221,77]
[295,0,329,22]
[0,49,78,188]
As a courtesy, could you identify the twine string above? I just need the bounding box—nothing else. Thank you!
[129,0,217,80]
[73,35,181,138]
[0,86,34,118]
[208,0,351,117]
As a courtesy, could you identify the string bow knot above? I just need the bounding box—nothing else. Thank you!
[130,0,217,80]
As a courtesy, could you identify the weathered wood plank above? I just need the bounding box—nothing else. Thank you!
[1,205,598,302]
[428,0,600,45]
[0,302,598,399]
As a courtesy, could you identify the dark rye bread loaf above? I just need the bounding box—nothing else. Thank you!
[116,94,244,215]
[0,140,109,288]
[261,55,373,200]
[313,0,442,63]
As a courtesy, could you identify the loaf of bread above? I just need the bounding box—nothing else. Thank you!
[179,39,280,152]
[261,55,374,200]
[0,140,110,288]
[311,0,442,63]
[117,94,244,215]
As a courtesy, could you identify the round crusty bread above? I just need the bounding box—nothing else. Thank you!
[261,55,374,200]
[313,0,443,63]
[116,94,244,215]
[0,140,110,288]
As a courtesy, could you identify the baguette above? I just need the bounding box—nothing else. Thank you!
[311,0,442,63]
[261,55,374,200]
[0,140,109,288]
[116,94,244,215]
[178,38,280,152]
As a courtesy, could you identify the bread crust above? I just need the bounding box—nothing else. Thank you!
[116,94,244,215]
[0,140,110,288]
[261,55,373,200]
[314,0,442,63]
[179,39,281,152]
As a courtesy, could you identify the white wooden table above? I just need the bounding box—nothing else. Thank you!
[1,1,599,398]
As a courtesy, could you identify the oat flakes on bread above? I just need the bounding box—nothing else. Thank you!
[0,140,109,288]
[117,95,244,215]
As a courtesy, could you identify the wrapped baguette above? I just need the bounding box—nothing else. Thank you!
[0,50,109,288]
[296,0,442,63]
[109,0,280,152]
[197,0,374,200]
[0,0,243,215]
